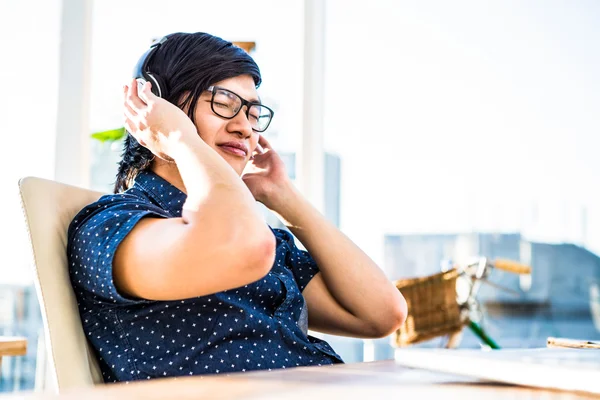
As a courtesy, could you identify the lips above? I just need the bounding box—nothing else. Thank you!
[218,142,248,158]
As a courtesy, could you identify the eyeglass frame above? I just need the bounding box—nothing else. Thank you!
[206,86,274,132]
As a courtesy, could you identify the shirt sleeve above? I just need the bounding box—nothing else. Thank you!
[67,194,169,308]
[273,228,321,292]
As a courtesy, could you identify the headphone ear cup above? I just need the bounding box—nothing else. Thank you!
[146,73,166,98]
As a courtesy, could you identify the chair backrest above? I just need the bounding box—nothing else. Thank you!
[18,177,105,391]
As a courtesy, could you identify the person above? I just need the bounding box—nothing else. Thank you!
[67,31,407,383]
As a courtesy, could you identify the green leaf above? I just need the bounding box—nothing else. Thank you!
[91,127,126,142]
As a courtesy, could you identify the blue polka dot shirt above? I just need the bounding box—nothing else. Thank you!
[67,170,343,383]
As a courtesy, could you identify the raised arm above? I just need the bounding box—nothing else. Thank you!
[243,135,407,338]
[113,80,275,301]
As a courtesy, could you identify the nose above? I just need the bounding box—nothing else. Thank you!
[227,106,253,138]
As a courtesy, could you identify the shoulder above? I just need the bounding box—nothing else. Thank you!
[270,228,308,256]
[271,227,294,243]
[67,191,169,246]
[67,191,168,305]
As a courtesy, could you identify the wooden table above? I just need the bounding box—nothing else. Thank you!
[0,337,27,369]
[1,358,597,399]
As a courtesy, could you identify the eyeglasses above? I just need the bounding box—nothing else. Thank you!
[206,86,274,132]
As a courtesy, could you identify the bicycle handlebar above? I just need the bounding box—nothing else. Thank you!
[492,259,532,275]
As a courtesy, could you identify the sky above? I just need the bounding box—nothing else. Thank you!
[1,0,600,282]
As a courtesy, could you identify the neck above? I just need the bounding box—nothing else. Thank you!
[150,159,187,194]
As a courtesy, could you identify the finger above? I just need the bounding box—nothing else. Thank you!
[127,78,146,111]
[250,145,266,161]
[123,103,138,127]
[138,81,154,104]
[257,134,273,150]
[123,117,137,138]
[254,143,265,154]
[124,100,138,118]
[124,104,147,133]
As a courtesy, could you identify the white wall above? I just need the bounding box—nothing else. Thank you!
[0,0,62,284]
[324,0,600,266]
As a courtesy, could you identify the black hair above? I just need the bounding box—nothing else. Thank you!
[114,32,262,193]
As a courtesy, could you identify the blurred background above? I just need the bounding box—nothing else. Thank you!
[1,0,599,391]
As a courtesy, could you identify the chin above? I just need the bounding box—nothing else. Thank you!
[229,161,246,176]
[216,148,246,175]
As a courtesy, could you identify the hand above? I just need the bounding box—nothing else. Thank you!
[123,78,197,161]
[242,135,294,211]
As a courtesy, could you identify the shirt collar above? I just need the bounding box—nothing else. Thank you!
[132,170,187,216]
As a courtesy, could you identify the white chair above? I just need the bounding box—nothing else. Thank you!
[18,177,105,392]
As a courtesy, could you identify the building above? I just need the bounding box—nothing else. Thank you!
[384,232,600,311]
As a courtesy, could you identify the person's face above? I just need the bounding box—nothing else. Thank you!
[192,75,261,176]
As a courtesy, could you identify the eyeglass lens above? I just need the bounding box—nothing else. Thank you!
[212,88,272,132]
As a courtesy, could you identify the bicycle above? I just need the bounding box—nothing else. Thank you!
[392,257,532,350]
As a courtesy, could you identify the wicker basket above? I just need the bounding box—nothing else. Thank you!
[392,268,463,347]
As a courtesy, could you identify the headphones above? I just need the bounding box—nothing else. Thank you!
[132,36,168,98]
